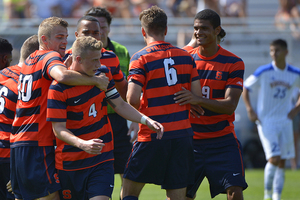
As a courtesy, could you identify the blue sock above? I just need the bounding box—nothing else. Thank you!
[123,196,138,200]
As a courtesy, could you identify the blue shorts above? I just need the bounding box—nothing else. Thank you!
[108,113,132,174]
[58,161,114,200]
[0,163,14,200]
[186,133,248,198]
[10,146,61,200]
[124,136,194,189]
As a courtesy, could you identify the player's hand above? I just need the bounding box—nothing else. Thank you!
[127,122,139,143]
[247,109,259,123]
[186,32,197,48]
[6,180,13,194]
[64,55,72,68]
[94,73,109,91]
[174,87,201,105]
[79,139,105,154]
[145,118,164,140]
[190,104,205,118]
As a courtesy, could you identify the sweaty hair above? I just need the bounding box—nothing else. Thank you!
[270,39,288,50]
[38,17,68,44]
[20,35,39,63]
[72,36,102,59]
[85,7,112,25]
[139,5,167,36]
[0,38,13,55]
[195,9,221,29]
[77,15,100,31]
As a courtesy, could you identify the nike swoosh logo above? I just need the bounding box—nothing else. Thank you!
[74,99,81,103]
[110,185,114,187]
[233,173,240,176]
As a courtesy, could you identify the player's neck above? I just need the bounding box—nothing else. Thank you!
[198,44,219,57]
[274,60,286,70]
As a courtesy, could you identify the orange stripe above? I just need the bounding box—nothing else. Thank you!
[43,147,52,184]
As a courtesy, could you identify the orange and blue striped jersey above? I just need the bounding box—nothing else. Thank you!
[11,50,66,148]
[186,45,244,139]
[47,66,119,171]
[64,48,124,114]
[0,68,19,163]
[128,41,200,142]
[0,64,21,82]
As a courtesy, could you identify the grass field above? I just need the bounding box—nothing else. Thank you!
[111,169,300,200]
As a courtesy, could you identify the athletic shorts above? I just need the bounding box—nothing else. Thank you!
[257,120,295,160]
[186,133,248,198]
[0,163,14,200]
[10,146,61,200]
[108,113,132,174]
[58,161,114,200]
[124,136,194,189]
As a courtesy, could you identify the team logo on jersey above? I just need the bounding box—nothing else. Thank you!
[215,71,222,80]
[236,81,243,86]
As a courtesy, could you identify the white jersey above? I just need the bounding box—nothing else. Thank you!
[244,61,300,123]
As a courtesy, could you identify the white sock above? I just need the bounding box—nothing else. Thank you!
[264,162,277,191]
[264,189,272,199]
[273,167,285,198]
[272,192,281,200]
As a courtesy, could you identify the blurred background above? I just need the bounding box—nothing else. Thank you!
[1,0,299,169]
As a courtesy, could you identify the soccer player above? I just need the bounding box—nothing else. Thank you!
[47,36,163,200]
[84,6,132,197]
[174,9,248,200]
[242,39,300,200]
[122,6,202,200]
[0,38,13,70]
[0,35,39,200]
[10,17,109,200]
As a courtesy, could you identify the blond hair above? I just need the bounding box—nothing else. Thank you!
[72,36,102,59]
[38,17,68,44]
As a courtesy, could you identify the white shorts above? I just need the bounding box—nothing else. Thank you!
[256,120,295,160]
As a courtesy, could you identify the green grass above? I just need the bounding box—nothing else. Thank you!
[111,169,300,200]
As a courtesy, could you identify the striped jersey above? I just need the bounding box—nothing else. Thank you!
[64,48,124,114]
[128,41,200,142]
[186,45,244,139]
[47,66,119,171]
[244,62,300,123]
[0,66,19,163]
[11,50,66,148]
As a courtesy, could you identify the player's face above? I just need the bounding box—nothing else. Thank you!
[76,20,101,41]
[47,25,68,57]
[193,19,218,47]
[80,50,101,77]
[94,17,110,45]
[270,45,287,63]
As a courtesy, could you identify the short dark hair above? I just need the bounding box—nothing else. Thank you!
[139,5,167,36]
[0,38,13,55]
[270,39,288,50]
[77,15,100,31]
[20,35,39,62]
[85,7,112,25]
[194,9,221,29]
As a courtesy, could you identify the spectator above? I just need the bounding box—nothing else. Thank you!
[0,38,13,70]
[130,0,158,17]
[275,0,300,39]
[166,0,197,17]
[91,0,132,18]
[219,0,247,17]
[197,0,221,15]
[29,0,61,18]
[2,0,30,19]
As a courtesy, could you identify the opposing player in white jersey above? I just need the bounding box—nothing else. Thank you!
[243,39,300,200]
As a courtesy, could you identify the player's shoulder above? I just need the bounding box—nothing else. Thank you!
[253,63,273,76]
[110,40,129,52]
[219,46,243,61]
[287,64,300,75]
[101,48,118,58]
[49,80,73,92]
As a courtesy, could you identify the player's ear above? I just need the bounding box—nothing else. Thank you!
[41,35,48,45]
[75,31,79,38]
[164,27,167,36]
[215,26,221,36]
[141,27,146,37]
[76,55,82,64]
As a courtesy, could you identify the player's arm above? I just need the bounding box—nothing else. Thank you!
[174,87,242,115]
[242,87,259,122]
[288,93,300,119]
[52,122,105,154]
[49,65,109,91]
[114,78,128,100]
[107,91,164,140]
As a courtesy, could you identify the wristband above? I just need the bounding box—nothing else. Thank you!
[140,116,149,125]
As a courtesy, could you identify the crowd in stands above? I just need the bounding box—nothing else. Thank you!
[2,0,249,19]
